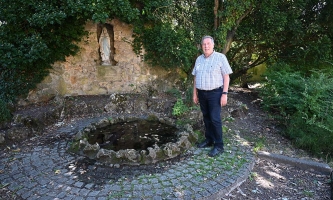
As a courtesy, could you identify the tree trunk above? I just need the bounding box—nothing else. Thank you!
[214,0,219,30]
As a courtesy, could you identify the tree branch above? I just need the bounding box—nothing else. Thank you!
[222,5,254,54]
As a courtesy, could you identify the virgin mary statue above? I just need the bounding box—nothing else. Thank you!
[99,27,111,65]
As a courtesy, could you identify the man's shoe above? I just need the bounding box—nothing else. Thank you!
[208,147,224,157]
[197,141,213,148]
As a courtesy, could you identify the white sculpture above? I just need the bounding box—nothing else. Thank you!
[99,27,111,65]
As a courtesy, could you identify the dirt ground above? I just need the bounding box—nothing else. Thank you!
[0,86,332,199]
[224,87,332,200]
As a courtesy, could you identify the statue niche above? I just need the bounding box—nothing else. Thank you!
[98,24,116,65]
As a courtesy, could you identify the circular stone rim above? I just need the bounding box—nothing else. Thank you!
[71,114,198,165]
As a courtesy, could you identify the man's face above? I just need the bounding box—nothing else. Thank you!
[202,38,214,57]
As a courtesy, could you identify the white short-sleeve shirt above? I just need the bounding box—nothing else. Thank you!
[192,51,233,90]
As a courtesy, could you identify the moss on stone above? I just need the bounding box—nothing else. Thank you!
[68,142,80,153]
[146,115,158,122]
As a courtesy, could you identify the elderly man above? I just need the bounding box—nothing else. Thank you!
[192,35,233,157]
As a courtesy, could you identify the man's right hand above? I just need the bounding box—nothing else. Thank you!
[193,93,199,104]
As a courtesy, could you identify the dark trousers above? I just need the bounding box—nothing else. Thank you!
[197,87,224,149]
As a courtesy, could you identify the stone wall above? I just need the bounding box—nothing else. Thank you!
[24,19,183,104]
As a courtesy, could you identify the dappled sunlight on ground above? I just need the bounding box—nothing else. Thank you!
[255,174,275,189]
[266,170,286,181]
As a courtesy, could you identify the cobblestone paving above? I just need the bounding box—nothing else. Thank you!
[0,117,255,199]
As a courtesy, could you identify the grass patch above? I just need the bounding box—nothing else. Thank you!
[303,190,314,197]
[249,172,258,181]
[242,134,266,152]
[253,137,266,152]
[194,130,205,142]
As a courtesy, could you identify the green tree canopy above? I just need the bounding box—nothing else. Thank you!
[1,0,332,123]
[214,0,332,78]
[132,0,332,78]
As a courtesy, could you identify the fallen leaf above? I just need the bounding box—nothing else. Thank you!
[12,148,21,152]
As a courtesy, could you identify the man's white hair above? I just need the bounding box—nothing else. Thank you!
[201,36,214,45]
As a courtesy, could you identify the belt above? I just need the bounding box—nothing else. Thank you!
[197,86,222,92]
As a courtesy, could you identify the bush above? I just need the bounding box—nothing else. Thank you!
[172,98,189,117]
[170,82,199,117]
[259,63,333,157]
[0,99,11,123]
[133,23,197,74]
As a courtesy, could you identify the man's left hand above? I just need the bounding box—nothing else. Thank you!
[220,95,227,107]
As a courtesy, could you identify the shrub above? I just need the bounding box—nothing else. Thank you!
[170,83,200,117]
[0,99,11,123]
[172,98,189,116]
[259,63,333,157]
[133,23,197,74]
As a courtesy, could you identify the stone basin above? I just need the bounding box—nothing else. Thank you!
[70,115,198,165]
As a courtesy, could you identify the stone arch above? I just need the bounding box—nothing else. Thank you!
[97,23,117,65]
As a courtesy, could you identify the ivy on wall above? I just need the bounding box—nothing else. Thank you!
[0,0,140,122]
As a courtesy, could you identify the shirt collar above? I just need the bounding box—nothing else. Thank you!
[203,50,215,58]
